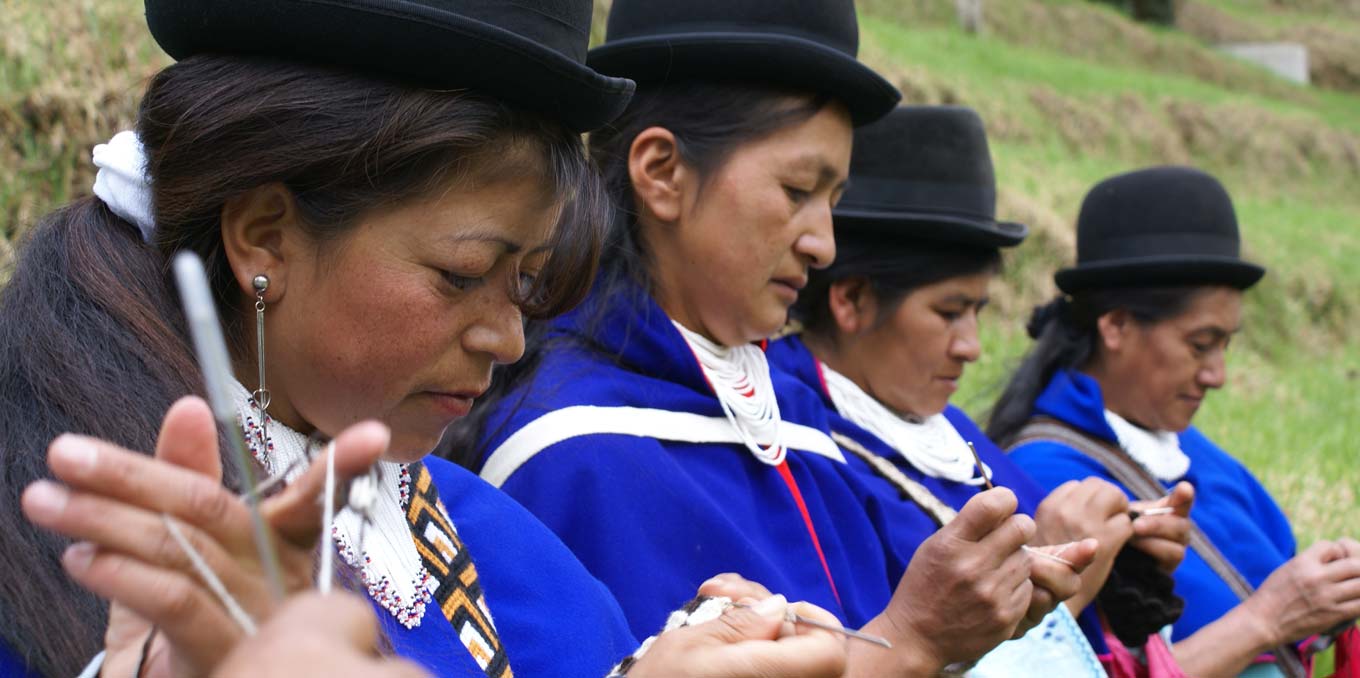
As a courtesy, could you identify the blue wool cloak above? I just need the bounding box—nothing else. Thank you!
[383,456,637,677]
[766,335,1049,574]
[475,284,903,641]
[1008,369,1296,647]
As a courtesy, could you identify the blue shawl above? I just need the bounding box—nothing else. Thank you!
[475,284,899,641]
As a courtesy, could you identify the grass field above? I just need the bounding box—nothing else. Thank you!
[2,0,1356,550]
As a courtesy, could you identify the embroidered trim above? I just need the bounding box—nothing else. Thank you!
[480,405,845,488]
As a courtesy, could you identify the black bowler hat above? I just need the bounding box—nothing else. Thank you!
[144,0,635,132]
[833,106,1028,247]
[588,0,900,125]
[1055,166,1265,294]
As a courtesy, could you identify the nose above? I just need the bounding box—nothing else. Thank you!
[949,315,983,363]
[795,205,837,270]
[462,298,525,365]
[1198,351,1227,390]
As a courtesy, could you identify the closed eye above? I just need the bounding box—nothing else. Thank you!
[443,271,485,291]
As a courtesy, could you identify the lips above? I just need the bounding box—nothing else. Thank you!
[424,383,489,418]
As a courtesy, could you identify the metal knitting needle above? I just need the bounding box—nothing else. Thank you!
[968,441,1077,568]
[731,602,892,648]
[174,252,286,601]
[1128,506,1175,520]
[968,441,993,490]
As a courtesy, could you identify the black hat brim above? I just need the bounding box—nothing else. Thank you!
[146,0,635,132]
[834,208,1029,248]
[587,32,900,125]
[1055,255,1266,294]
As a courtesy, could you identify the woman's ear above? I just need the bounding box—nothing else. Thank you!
[627,127,689,225]
[828,276,877,336]
[1096,308,1132,354]
[220,183,300,301]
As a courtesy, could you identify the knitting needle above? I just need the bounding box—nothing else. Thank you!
[1128,506,1175,520]
[174,252,286,601]
[967,441,1077,569]
[730,602,893,648]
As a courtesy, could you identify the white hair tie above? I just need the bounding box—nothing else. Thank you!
[92,130,155,242]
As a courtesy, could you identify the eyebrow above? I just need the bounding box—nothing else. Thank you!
[938,293,989,307]
[1188,325,1240,340]
[788,153,849,189]
[438,228,549,255]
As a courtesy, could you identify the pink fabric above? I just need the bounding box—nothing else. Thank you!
[1311,627,1360,678]
[1099,621,1188,678]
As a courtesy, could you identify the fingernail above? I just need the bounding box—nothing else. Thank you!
[23,481,69,520]
[63,541,96,574]
[52,435,97,474]
[752,594,787,617]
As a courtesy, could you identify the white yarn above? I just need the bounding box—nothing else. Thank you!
[672,322,786,466]
[1104,409,1191,482]
[820,362,988,485]
[91,130,155,241]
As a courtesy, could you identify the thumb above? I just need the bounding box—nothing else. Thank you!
[155,397,223,482]
[1040,538,1100,574]
[949,487,1019,542]
[1167,481,1195,516]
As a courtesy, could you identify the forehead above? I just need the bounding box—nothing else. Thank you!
[725,103,854,177]
[1160,287,1244,332]
[368,171,561,250]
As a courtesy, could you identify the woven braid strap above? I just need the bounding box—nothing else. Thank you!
[1010,417,1308,678]
[832,432,958,527]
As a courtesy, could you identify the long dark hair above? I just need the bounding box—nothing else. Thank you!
[0,55,607,676]
[985,287,1201,446]
[793,234,1003,337]
[441,80,832,469]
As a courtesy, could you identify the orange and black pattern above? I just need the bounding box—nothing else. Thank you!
[407,463,513,678]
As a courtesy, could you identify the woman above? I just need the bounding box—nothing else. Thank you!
[989,165,1360,677]
[0,1,847,676]
[460,1,1087,673]
[773,106,1198,676]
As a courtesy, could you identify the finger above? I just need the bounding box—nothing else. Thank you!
[950,488,1020,543]
[268,592,381,655]
[62,542,242,670]
[1308,540,1348,564]
[46,435,255,551]
[155,397,223,482]
[1029,555,1083,602]
[1082,479,1131,518]
[978,513,1038,557]
[1131,515,1192,544]
[23,481,243,587]
[1323,554,1360,585]
[1054,538,1099,574]
[1336,538,1360,560]
[1166,481,1196,515]
[698,573,774,601]
[261,421,389,547]
[697,597,846,676]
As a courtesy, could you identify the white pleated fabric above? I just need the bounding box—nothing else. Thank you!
[1104,409,1190,482]
[673,321,787,466]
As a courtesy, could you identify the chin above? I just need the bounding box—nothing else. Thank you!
[383,432,441,464]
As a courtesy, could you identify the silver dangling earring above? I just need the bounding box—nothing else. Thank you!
[252,275,272,455]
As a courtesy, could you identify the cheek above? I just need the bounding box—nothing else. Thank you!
[282,270,456,429]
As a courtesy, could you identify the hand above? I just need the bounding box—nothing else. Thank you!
[628,595,847,678]
[697,572,773,601]
[1245,538,1360,646]
[864,488,1036,672]
[1020,539,1098,635]
[1033,478,1134,613]
[212,592,428,677]
[21,397,388,677]
[1129,481,1194,573]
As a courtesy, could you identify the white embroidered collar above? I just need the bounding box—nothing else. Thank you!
[1103,409,1190,482]
[230,380,436,628]
[819,362,987,485]
[672,321,786,466]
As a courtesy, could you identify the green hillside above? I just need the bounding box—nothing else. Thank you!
[1,0,1356,547]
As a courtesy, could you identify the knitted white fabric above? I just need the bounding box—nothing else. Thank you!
[1104,409,1190,482]
[230,381,436,628]
[821,362,987,485]
[91,130,155,241]
[673,322,786,466]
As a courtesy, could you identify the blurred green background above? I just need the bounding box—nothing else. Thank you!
[1,0,1355,548]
